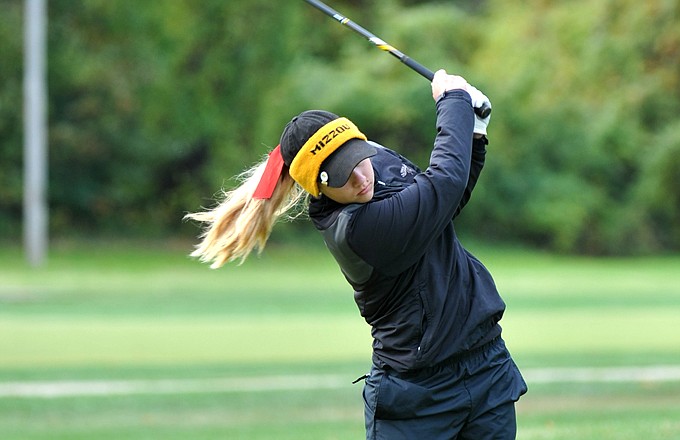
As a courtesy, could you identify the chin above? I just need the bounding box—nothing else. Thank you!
[357,191,374,203]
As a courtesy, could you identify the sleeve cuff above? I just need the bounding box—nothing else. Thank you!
[435,89,472,105]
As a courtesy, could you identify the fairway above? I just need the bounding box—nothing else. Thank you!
[1,241,679,439]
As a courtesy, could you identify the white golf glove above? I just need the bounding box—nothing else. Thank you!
[466,84,491,136]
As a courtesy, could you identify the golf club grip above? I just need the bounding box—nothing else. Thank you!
[304,0,491,119]
[399,59,491,119]
[402,56,434,81]
[475,101,492,119]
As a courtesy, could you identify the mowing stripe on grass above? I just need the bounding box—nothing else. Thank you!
[1,365,680,398]
[525,365,680,383]
[0,374,349,398]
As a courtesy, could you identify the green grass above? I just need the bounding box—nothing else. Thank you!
[1,239,679,439]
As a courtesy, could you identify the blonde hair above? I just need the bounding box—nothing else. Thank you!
[184,157,307,268]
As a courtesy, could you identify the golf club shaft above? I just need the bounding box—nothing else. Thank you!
[304,0,491,119]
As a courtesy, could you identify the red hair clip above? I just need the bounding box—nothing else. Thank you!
[252,145,285,200]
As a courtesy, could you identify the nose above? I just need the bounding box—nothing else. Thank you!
[349,167,365,187]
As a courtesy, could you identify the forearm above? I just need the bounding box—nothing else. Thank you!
[453,136,487,218]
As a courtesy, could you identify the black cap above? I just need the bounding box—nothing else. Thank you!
[280,110,338,166]
[319,138,376,188]
[280,110,377,188]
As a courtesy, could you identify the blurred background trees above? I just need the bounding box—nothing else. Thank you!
[1,0,678,254]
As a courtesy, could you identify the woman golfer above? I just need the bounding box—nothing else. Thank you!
[186,70,527,439]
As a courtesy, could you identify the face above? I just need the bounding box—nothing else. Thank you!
[320,158,374,204]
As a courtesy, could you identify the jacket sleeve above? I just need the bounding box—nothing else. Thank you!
[453,136,487,219]
[347,90,475,276]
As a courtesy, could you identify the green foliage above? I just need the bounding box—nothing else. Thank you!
[467,0,680,253]
[0,0,24,237]
[0,0,678,253]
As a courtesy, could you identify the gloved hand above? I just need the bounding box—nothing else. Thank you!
[431,69,468,101]
[466,84,491,136]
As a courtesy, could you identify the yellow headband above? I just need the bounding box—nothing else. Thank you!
[289,117,367,196]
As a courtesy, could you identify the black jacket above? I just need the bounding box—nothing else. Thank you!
[309,90,505,372]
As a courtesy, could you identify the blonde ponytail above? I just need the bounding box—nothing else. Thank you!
[184,157,307,268]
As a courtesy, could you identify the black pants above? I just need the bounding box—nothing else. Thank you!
[363,338,527,439]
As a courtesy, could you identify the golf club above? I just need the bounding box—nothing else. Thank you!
[304,0,492,118]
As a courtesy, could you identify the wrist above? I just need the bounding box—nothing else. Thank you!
[435,88,469,104]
